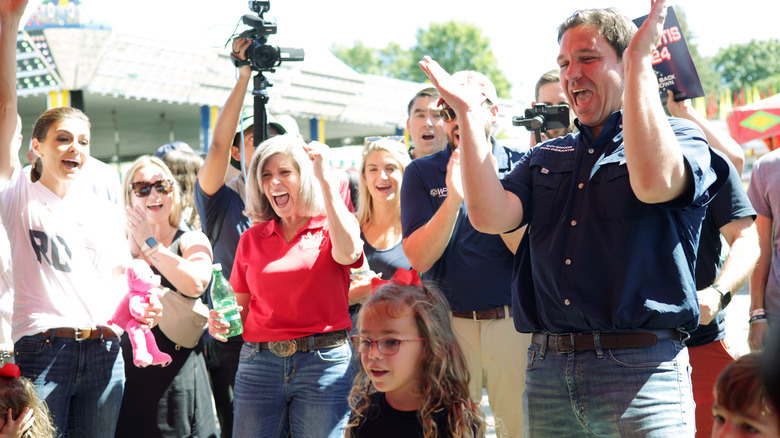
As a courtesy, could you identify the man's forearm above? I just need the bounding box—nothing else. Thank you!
[403,195,461,273]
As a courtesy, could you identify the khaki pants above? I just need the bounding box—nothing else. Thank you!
[451,310,531,438]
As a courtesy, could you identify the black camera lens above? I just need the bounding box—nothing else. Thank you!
[248,43,281,70]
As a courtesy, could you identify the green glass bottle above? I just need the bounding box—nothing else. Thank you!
[211,264,243,338]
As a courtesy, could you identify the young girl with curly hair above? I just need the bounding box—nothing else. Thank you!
[347,270,485,437]
[0,363,55,438]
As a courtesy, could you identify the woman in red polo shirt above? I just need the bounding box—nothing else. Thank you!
[209,134,363,438]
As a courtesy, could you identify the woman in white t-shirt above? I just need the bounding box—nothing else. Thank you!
[0,1,160,435]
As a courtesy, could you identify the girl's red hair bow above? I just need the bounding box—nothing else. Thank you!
[370,268,422,293]
[0,363,20,378]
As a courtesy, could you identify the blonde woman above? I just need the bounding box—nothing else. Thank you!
[209,135,363,437]
[116,156,217,437]
[348,139,412,312]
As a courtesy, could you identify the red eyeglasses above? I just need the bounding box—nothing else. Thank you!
[130,180,174,197]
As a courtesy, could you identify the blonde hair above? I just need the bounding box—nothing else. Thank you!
[160,150,204,231]
[0,374,56,438]
[244,134,324,222]
[122,155,182,228]
[348,282,485,437]
[356,139,410,228]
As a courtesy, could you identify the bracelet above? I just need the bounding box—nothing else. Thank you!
[142,242,161,258]
[750,308,766,318]
[749,314,768,324]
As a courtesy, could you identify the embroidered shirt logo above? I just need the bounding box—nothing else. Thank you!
[300,230,325,250]
[537,144,575,153]
[430,187,448,198]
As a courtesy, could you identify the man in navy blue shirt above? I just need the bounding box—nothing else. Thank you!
[419,1,729,436]
[401,70,530,437]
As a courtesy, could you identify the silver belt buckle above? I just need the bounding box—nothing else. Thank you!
[268,339,296,357]
[74,328,88,341]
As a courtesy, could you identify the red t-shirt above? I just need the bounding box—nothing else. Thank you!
[230,216,361,342]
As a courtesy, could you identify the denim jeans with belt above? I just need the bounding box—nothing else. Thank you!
[14,332,125,438]
[523,338,695,437]
[233,341,352,438]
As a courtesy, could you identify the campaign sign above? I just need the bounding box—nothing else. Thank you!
[633,7,705,103]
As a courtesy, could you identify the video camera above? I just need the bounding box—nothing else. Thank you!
[240,1,304,72]
[512,103,570,144]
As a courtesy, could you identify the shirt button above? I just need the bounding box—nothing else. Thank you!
[588,148,594,154]
[564,299,571,306]
[571,220,577,226]
[578,183,584,189]
[565,259,572,265]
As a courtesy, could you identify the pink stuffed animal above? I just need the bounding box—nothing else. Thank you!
[109,259,172,367]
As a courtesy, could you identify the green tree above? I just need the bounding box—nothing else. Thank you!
[408,21,510,98]
[330,41,383,75]
[713,39,780,89]
[329,21,511,98]
[330,41,412,79]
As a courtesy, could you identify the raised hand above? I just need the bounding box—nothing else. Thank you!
[625,0,668,62]
[418,56,485,118]
[0,0,28,19]
[303,141,330,182]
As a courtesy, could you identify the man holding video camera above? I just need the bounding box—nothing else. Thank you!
[419,0,729,435]
[400,70,530,438]
[529,69,574,146]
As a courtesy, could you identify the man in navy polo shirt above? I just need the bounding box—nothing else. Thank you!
[400,70,530,438]
[419,1,729,436]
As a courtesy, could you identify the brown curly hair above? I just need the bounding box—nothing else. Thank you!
[347,282,485,437]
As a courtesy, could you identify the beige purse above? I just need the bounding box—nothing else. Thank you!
[157,288,209,349]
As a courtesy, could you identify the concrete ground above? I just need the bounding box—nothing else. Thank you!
[480,286,754,438]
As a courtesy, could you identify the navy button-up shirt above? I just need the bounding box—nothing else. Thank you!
[501,111,729,333]
[402,138,523,312]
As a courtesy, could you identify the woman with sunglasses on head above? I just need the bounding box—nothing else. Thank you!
[0,1,160,436]
[347,271,485,437]
[348,139,412,325]
[115,155,218,437]
[208,134,363,438]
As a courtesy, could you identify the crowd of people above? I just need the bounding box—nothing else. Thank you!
[1,0,780,436]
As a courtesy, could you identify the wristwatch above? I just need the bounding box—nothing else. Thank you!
[141,237,159,253]
[711,284,732,310]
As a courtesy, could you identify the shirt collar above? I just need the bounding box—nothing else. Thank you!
[256,215,327,238]
[576,111,623,143]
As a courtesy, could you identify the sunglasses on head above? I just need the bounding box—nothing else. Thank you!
[130,180,174,197]
[439,98,494,123]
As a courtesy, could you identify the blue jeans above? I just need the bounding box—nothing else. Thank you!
[233,341,352,438]
[14,332,125,438]
[523,338,695,437]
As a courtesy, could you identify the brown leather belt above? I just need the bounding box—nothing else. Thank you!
[452,305,511,320]
[37,327,118,341]
[259,330,348,358]
[531,329,681,353]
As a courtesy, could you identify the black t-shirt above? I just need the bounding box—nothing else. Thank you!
[689,160,755,347]
[349,392,450,438]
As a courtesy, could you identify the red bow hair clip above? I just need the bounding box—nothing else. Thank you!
[370,268,422,294]
[0,363,20,378]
